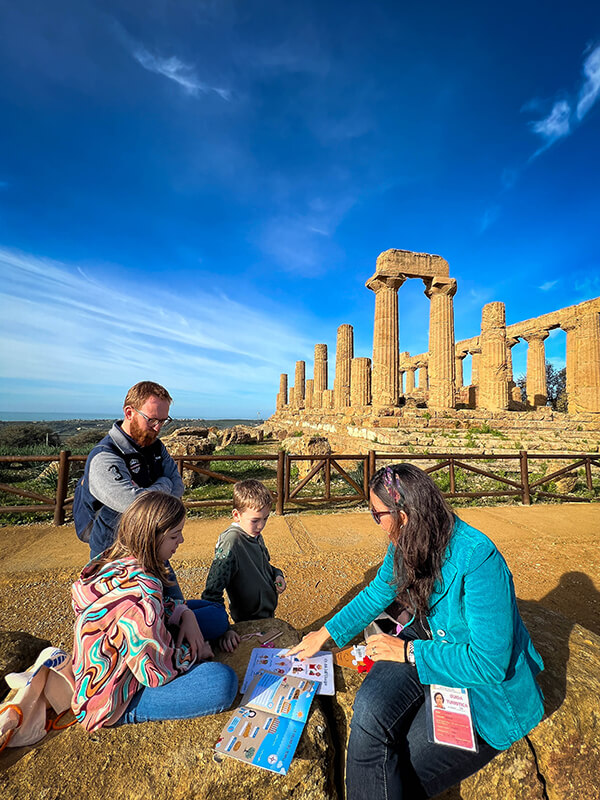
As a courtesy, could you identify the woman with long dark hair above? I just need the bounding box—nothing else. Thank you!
[288,463,544,799]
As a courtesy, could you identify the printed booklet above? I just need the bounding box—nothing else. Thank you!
[214,670,318,774]
[241,647,335,695]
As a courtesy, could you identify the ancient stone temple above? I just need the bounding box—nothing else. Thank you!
[270,248,600,451]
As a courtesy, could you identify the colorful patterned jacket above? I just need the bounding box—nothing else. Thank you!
[71,556,193,731]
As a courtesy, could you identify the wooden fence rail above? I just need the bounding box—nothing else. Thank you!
[0,449,598,524]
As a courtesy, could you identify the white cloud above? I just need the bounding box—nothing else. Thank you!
[480,205,500,233]
[132,45,230,100]
[576,44,600,120]
[539,280,558,291]
[0,247,311,413]
[527,44,600,157]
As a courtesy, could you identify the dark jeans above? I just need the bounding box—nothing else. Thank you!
[346,661,499,800]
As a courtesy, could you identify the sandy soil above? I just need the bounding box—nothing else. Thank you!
[0,504,598,651]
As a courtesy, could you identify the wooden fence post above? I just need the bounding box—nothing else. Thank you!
[276,450,285,515]
[585,457,593,491]
[363,454,370,500]
[368,450,376,481]
[54,450,71,526]
[520,451,531,505]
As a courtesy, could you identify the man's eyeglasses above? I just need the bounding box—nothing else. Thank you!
[370,508,395,525]
[133,408,172,429]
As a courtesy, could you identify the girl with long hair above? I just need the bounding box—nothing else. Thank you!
[289,463,544,799]
[72,492,237,730]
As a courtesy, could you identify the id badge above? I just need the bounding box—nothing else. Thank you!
[425,684,478,752]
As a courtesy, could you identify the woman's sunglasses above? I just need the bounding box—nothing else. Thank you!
[370,508,395,525]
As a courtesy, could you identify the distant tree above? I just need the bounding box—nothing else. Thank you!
[515,362,566,410]
[65,429,108,451]
[0,423,60,449]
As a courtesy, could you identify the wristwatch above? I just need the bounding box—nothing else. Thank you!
[406,641,415,665]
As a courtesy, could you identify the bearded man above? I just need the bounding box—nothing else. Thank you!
[74,381,184,559]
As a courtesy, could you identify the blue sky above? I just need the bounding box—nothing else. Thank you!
[1,0,599,419]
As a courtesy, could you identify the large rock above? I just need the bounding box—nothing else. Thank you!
[330,604,600,800]
[0,619,337,800]
[217,425,264,450]
[0,631,51,700]
[282,436,332,483]
[162,428,217,488]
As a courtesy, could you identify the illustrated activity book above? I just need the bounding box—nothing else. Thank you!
[214,669,319,775]
[241,647,335,695]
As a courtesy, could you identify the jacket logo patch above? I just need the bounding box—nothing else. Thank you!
[129,458,141,474]
[108,465,124,482]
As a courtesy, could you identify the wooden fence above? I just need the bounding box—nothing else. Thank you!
[0,450,599,524]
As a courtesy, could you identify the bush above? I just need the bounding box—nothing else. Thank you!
[0,423,60,449]
[65,429,108,451]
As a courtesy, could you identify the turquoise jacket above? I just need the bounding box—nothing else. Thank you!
[325,516,544,750]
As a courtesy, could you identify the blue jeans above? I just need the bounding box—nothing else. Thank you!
[346,661,500,800]
[118,661,238,724]
[185,598,229,641]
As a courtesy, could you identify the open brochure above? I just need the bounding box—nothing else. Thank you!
[241,647,335,696]
[214,670,319,774]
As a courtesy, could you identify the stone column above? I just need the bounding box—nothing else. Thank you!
[351,357,372,406]
[574,311,600,413]
[289,387,296,408]
[334,324,354,408]
[506,337,521,403]
[305,379,314,409]
[294,361,305,408]
[313,344,328,408]
[470,347,481,386]
[405,365,416,394]
[366,274,405,406]
[276,373,288,410]
[524,331,549,408]
[455,351,467,388]
[417,363,428,390]
[479,302,510,410]
[425,277,457,409]
[399,370,405,396]
[322,389,334,409]
[561,317,578,415]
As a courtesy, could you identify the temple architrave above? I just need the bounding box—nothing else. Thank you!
[270,249,600,449]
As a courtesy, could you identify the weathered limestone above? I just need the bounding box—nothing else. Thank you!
[573,311,600,413]
[305,379,314,409]
[277,373,288,410]
[350,357,372,406]
[366,274,404,406]
[417,362,428,390]
[334,324,354,409]
[295,361,306,408]
[425,276,457,409]
[322,389,334,409]
[313,344,328,408]
[405,364,416,394]
[470,346,481,387]
[162,428,216,488]
[562,316,578,415]
[479,302,510,411]
[524,331,549,408]
[289,386,295,408]
[455,349,468,389]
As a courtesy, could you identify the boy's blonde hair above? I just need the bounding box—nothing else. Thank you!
[97,492,185,585]
[233,479,273,512]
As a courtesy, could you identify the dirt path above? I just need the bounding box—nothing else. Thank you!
[1,504,598,649]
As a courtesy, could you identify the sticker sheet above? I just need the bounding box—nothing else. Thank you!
[241,648,335,695]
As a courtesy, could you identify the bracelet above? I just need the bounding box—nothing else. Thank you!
[404,640,415,664]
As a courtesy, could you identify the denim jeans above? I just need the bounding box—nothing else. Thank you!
[346,661,499,800]
[185,598,229,641]
[118,661,238,724]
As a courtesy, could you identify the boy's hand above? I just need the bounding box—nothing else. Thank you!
[219,630,241,653]
[275,575,286,593]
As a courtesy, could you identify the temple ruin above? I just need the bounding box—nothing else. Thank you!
[271,249,600,450]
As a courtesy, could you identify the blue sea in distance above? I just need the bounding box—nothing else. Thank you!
[0,412,117,421]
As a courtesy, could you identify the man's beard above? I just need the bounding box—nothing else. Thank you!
[129,415,158,448]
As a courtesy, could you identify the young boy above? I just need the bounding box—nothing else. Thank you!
[202,479,286,651]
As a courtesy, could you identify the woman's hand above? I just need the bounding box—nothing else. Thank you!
[287,626,331,660]
[365,633,407,663]
[275,575,287,594]
[177,609,212,662]
[219,629,241,653]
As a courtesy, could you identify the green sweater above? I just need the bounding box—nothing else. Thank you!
[201,524,284,623]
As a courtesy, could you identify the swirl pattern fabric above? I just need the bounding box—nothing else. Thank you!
[72,556,193,731]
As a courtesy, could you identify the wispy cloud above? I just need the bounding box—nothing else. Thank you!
[527,44,600,157]
[539,280,558,291]
[132,44,230,100]
[480,205,500,233]
[0,248,311,414]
